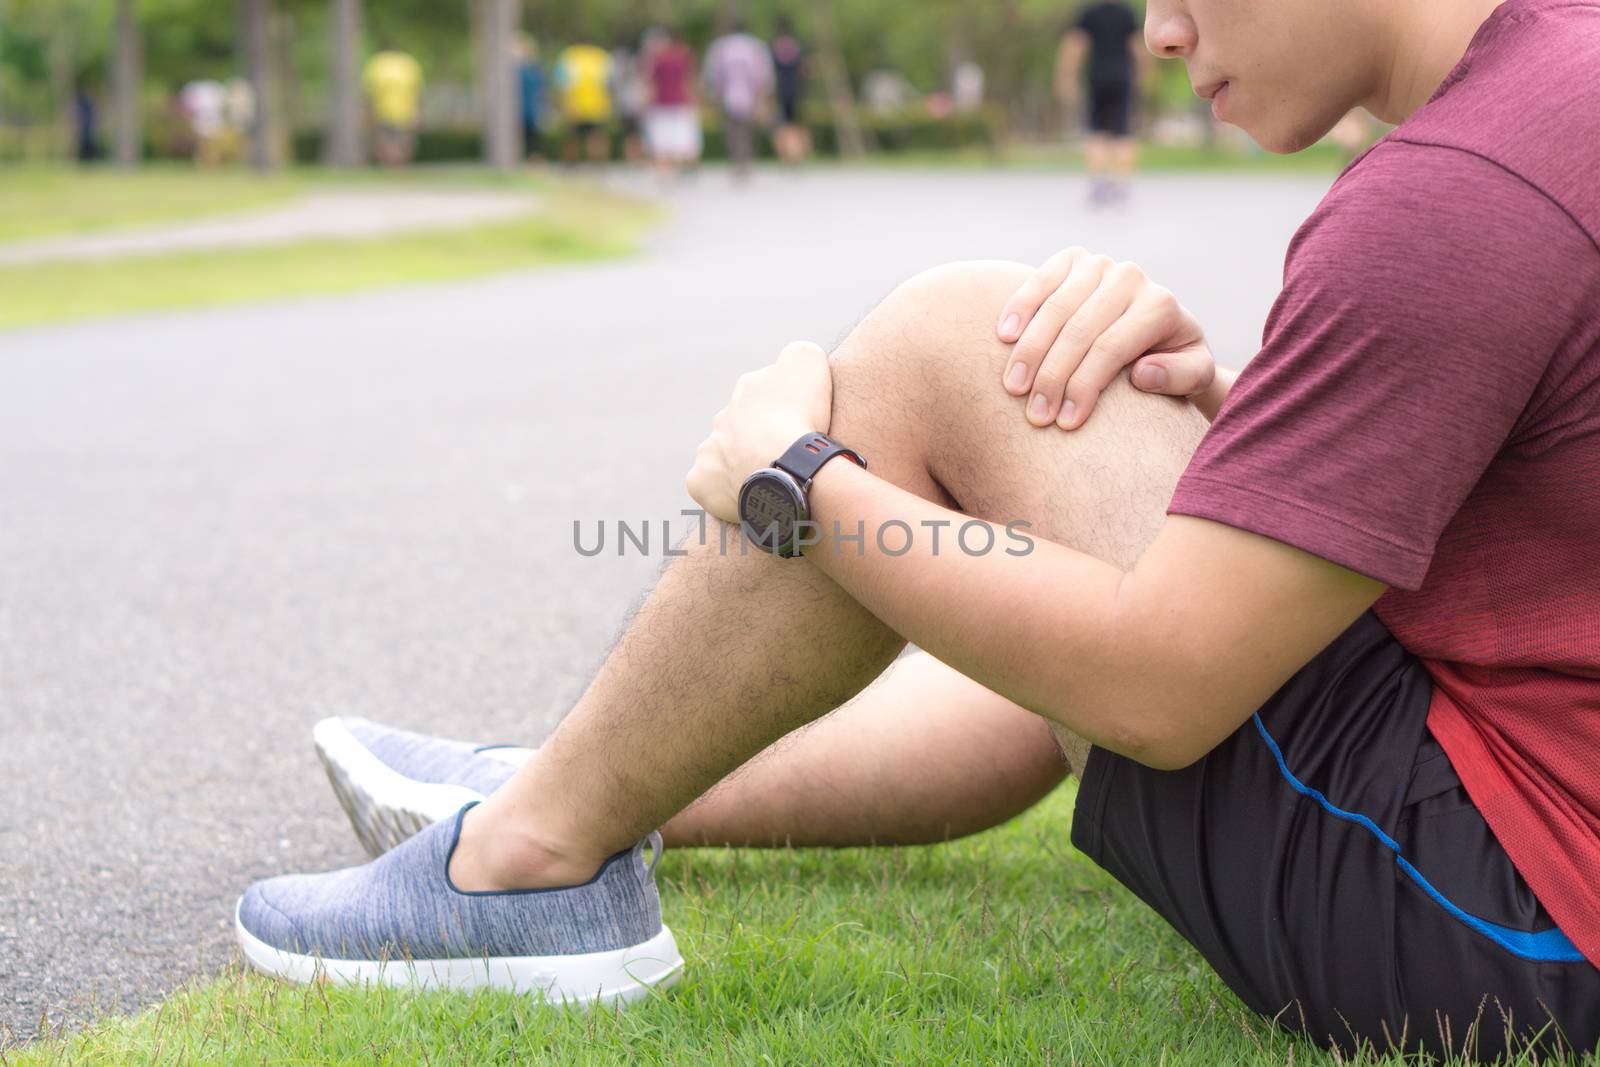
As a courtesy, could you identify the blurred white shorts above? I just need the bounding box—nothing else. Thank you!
[645,106,703,160]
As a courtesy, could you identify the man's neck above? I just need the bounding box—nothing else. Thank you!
[1366,0,1510,124]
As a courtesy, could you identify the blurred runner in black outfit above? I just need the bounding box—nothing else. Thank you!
[771,19,810,166]
[1056,1,1148,205]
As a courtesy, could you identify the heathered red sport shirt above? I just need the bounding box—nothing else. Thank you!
[1167,0,1600,964]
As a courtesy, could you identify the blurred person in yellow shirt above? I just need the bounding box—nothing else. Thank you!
[555,42,614,164]
[363,47,424,167]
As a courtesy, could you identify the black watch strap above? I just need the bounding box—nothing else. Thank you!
[772,432,867,486]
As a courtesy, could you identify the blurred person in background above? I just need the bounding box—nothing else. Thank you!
[555,40,615,165]
[952,59,986,114]
[72,76,97,163]
[223,77,256,165]
[863,68,915,116]
[612,33,650,165]
[362,45,424,167]
[179,78,227,167]
[705,18,775,181]
[157,88,197,158]
[516,35,547,165]
[644,26,701,179]
[770,18,810,166]
[1056,0,1147,206]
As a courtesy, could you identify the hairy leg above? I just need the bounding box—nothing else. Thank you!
[453,260,1207,889]
[487,649,1070,847]
[490,649,1068,848]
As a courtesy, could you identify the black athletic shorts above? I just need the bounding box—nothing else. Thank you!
[1087,79,1132,137]
[1072,611,1600,1060]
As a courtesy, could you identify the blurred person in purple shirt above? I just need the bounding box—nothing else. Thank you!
[704,19,775,181]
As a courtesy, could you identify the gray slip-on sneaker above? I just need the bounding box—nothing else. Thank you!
[313,717,531,857]
[236,804,683,1004]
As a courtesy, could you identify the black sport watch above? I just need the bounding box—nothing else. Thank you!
[738,432,868,557]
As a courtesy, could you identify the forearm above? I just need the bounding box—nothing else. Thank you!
[803,460,1171,760]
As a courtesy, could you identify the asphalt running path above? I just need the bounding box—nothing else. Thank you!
[0,189,541,266]
[0,165,1332,1043]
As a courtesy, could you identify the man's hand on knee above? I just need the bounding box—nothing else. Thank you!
[996,247,1217,430]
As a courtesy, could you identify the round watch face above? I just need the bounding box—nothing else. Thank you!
[739,470,806,555]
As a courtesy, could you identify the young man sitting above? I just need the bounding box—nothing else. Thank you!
[235,0,1600,1057]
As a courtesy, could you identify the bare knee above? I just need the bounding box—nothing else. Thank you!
[824,260,1037,493]
[829,258,1204,430]
[838,259,1197,427]
[889,258,1036,320]
[830,259,1035,387]
[826,258,1202,470]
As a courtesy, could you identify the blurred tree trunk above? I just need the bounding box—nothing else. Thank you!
[324,0,363,166]
[276,8,298,153]
[47,7,73,159]
[945,7,972,84]
[112,0,142,166]
[987,0,1022,159]
[477,0,518,169]
[241,0,285,170]
[810,0,868,158]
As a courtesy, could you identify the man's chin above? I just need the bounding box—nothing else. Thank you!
[1242,115,1342,156]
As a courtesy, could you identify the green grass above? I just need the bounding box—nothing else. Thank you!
[0,178,661,330]
[7,787,1592,1066]
[0,166,305,242]
[0,148,1335,331]
[851,140,1353,174]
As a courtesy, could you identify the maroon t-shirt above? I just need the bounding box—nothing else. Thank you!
[649,44,696,107]
[1168,0,1600,964]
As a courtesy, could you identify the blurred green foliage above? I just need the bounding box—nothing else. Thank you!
[0,0,1194,141]
[289,107,1000,163]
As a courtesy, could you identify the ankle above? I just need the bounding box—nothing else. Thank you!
[447,802,610,892]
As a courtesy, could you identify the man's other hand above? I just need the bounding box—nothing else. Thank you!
[687,341,832,524]
[996,248,1217,429]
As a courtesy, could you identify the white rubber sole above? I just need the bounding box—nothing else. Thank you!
[235,901,684,1004]
[314,717,486,858]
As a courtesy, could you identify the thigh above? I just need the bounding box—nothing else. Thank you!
[1072,610,1600,1060]
[824,261,1206,770]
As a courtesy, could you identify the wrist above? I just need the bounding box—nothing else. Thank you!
[771,421,825,463]
[800,457,869,559]
[738,430,862,559]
